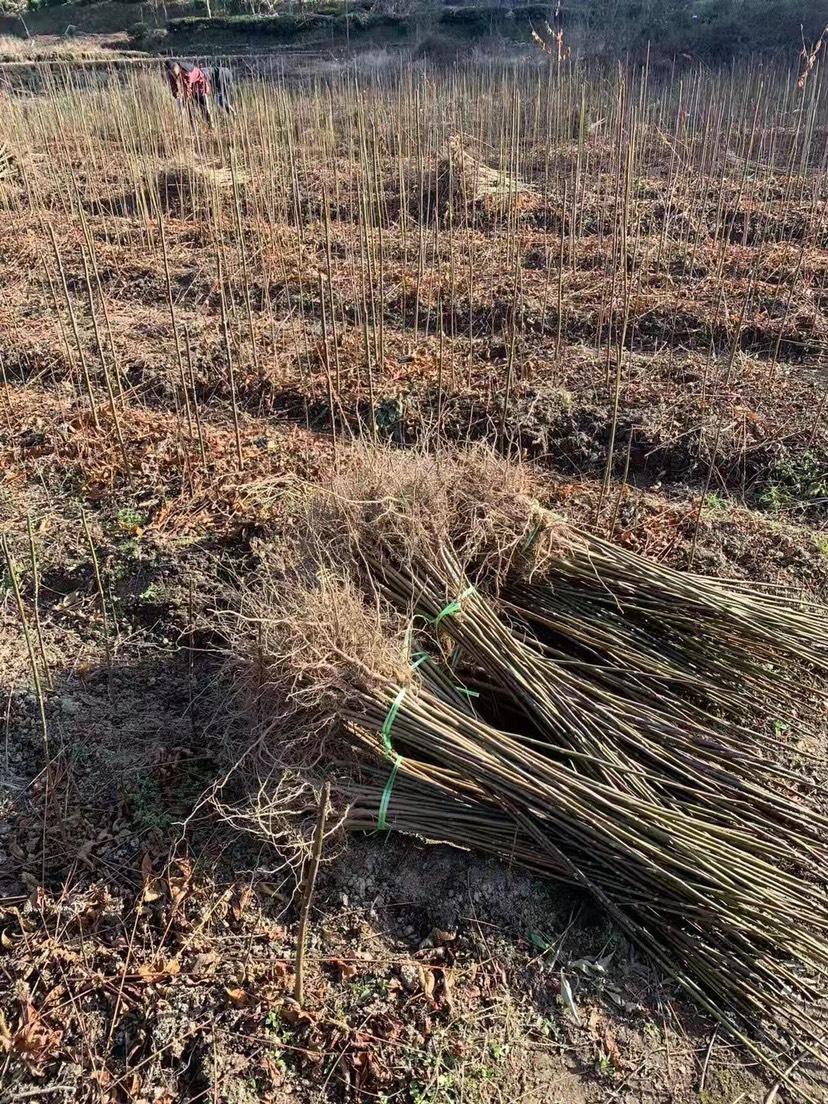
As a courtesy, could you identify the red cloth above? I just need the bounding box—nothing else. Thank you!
[185,67,210,98]
[169,65,211,101]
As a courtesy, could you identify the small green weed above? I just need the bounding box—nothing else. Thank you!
[531,1013,562,1041]
[350,975,390,1004]
[595,1049,618,1081]
[487,1040,510,1062]
[116,506,149,534]
[375,395,405,440]
[703,491,730,513]
[262,1008,293,1076]
[759,451,828,512]
[129,774,173,833]
[108,539,142,582]
[139,582,166,603]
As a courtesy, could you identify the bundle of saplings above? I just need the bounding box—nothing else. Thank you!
[229,444,828,1095]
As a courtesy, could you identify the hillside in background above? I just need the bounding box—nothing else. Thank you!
[0,0,825,61]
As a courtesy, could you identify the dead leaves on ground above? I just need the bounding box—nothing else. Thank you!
[0,865,540,1102]
[586,1005,626,1078]
[0,1000,64,1070]
[0,873,289,1085]
[3,384,330,539]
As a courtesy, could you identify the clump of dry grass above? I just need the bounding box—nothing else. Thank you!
[295,444,580,594]
[448,134,533,199]
[0,35,118,63]
[147,161,248,219]
[403,134,536,227]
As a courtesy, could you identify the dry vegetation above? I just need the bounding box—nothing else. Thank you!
[0,53,827,1104]
[0,34,131,64]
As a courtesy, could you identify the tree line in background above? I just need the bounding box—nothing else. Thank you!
[565,0,826,59]
[0,0,826,62]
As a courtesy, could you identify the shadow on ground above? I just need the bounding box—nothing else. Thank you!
[0,646,765,1104]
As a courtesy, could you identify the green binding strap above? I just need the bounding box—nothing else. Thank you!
[433,585,476,628]
[377,685,406,829]
[381,686,407,758]
[377,755,402,831]
[523,520,542,552]
[376,653,432,831]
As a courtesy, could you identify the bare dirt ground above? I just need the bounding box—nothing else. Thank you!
[0,60,826,1103]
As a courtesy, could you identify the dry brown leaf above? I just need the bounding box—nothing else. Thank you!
[440,969,455,1014]
[169,883,188,907]
[418,965,435,1000]
[175,858,193,880]
[230,884,255,921]
[266,961,290,984]
[225,987,250,1006]
[137,958,180,984]
[603,1026,622,1068]
[168,861,193,906]
[324,957,357,981]
[140,853,163,901]
[191,951,219,978]
[14,1002,62,1064]
[76,840,95,868]
[432,929,457,945]
[141,852,163,905]
[280,999,315,1026]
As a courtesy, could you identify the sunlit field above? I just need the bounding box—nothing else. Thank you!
[1,54,827,1104]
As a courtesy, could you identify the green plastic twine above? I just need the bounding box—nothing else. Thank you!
[377,755,402,831]
[433,585,476,628]
[381,686,407,758]
[377,686,406,830]
[377,655,430,831]
[523,520,542,552]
